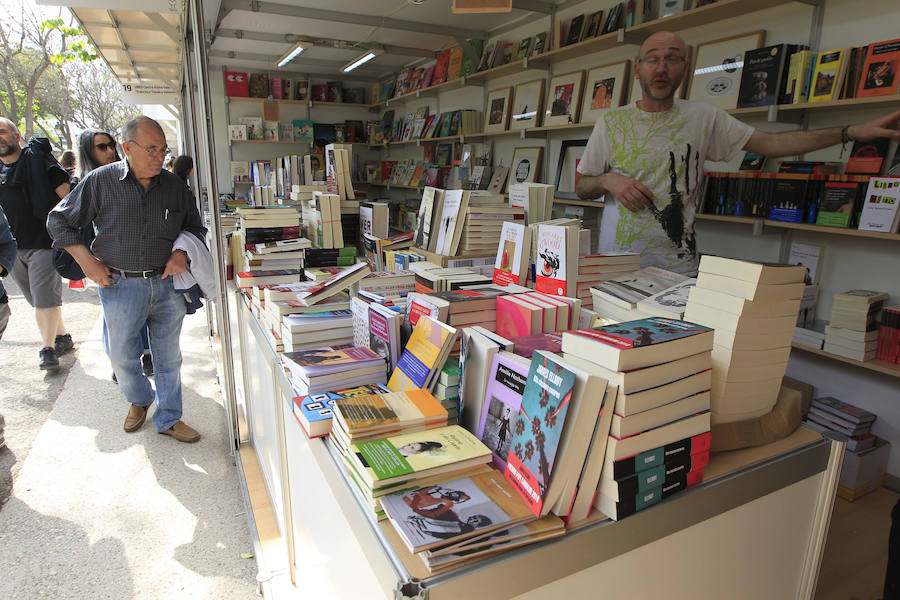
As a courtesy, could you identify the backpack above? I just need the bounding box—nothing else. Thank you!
[52,225,95,281]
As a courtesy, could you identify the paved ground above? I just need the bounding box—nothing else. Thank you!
[0,277,258,598]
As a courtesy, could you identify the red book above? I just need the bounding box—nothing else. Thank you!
[432,50,451,86]
[224,71,249,97]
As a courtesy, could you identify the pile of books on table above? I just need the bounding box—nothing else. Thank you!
[804,396,877,453]
[561,317,714,520]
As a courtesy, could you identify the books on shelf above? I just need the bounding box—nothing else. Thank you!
[809,47,849,102]
[857,177,900,233]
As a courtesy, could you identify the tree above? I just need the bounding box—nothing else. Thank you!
[65,60,141,135]
[0,0,95,140]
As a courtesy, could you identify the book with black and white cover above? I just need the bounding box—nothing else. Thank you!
[636,278,697,320]
[592,267,688,309]
[414,187,440,251]
[433,190,471,256]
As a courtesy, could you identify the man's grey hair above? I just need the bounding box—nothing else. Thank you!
[0,117,20,135]
[122,116,163,142]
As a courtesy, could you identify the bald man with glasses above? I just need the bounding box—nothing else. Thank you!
[48,116,206,443]
[576,31,900,276]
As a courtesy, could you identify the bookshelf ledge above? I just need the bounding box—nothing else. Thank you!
[791,343,900,379]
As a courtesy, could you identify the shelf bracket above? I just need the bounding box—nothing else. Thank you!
[793,0,823,5]
[617,28,645,46]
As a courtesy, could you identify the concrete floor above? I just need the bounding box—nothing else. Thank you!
[0,281,258,599]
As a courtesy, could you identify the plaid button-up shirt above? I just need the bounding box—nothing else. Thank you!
[48,159,205,272]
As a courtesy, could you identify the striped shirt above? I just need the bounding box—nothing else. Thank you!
[47,159,205,272]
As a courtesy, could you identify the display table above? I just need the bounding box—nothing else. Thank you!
[233,290,842,600]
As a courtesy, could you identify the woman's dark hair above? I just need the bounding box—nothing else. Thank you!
[173,155,193,183]
[59,149,76,170]
[77,129,119,178]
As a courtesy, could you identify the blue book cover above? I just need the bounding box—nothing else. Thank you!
[504,351,576,516]
[570,317,712,350]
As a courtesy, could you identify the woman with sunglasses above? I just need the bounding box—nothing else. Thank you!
[77,130,154,378]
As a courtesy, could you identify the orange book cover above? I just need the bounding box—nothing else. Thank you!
[856,38,900,98]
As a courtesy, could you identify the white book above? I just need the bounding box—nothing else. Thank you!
[492,221,530,287]
[858,178,900,233]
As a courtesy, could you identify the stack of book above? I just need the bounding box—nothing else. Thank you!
[291,382,389,438]
[577,252,643,309]
[358,270,416,306]
[457,206,526,255]
[339,424,493,521]
[508,182,554,224]
[351,297,403,372]
[325,143,355,201]
[560,317,715,520]
[683,256,805,424]
[241,237,311,274]
[496,291,580,339]
[824,290,888,361]
[793,319,827,349]
[380,468,565,573]
[590,266,686,322]
[432,357,460,421]
[383,248,428,272]
[407,289,502,332]
[281,308,354,353]
[413,266,491,293]
[263,293,351,350]
[307,191,344,248]
[236,206,305,288]
[877,305,900,363]
[305,246,357,269]
[805,396,877,454]
[288,183,328,206]
[282,346,387,396]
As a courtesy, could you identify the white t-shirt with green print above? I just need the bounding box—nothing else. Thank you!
[577,100,754,275]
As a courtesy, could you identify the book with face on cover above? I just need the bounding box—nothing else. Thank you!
[476,351,530,472]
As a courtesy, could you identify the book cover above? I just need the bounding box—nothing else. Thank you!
[534,225,570,296]
[433,190,469,255]
[504,351,577,516]
[635,278,697,320]
[380,469,535,553]
[414,187,438,251]
[809,48,847,102]
[349,424,491,490]
[858,177,900,233]
[228,124,247,141]
[496,295,541,339]
[737,44,788,108]
[856,38,900,97]
[294,262,372,307]
[492,222,529,287]
[369,303,402,372]
[476,352,530,471]
[432,50,451,86]
[845,138,891,175]
[293,119,313,143]
[388,316,458,392]
[292,383,390,438]
[224,71,249,97]
[239,116,263,140]
[816,181,858,227]
[332,388,447,440]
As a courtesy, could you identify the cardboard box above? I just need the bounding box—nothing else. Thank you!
[782,376,815,417]
[838,438,890,501]
[710,385,803,452]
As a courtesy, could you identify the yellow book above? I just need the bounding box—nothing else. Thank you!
[808,48,849,102]
[387,316,458,392]
[332,389,448,442]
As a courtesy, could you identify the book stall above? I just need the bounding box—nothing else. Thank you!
[157,0,900,596]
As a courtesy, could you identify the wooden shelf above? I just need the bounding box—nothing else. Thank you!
[227,96,374,109]
[792,343,900,379]
[727,95,900,119]
[529,30,623,66]
[527,122,594,134]
[554,198,605,208]
[466,59,529,82]
[482,129,527,138]
[231,139,310,144]
[695,214,900,241]
[631,0,795,36]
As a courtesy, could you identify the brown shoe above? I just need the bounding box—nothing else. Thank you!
[124,403,151,432]
[160,421,200,443]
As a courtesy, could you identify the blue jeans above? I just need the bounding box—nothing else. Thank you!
[100,273,187,432]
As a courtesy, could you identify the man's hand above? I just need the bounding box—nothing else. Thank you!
[848,110,900,143]
[162,249,188,279]
[81,255,111,288]
[603,172,655,212]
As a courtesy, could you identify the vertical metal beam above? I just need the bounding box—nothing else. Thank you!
[187,0,240,451]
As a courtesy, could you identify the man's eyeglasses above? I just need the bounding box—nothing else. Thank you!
[130,141,168,157]
[95,142,116,151]
[639,56,686,67]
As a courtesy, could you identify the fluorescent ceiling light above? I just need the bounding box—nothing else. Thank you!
[276,42,307,68]
[342,49,381,73]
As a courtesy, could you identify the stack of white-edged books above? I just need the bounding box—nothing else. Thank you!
[683,256,805,424]
[282,346,386,395]
[824,290,888,361]
[561,317,714,521]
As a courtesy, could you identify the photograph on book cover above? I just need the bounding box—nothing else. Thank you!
[687,32,765,110]
[580,60,630,123]
[554,139,589,200]
[484,87,513,134]
[544,70,585,127]
[510,79,546,131]
[508,146,543,192]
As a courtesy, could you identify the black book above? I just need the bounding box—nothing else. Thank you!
[738,44,790,108]
[739,152,766,171]
[610,431,710,480]
[601,3,623,34]
[565,14,585,46]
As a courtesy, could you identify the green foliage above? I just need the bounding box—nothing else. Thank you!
[41,18,97,65]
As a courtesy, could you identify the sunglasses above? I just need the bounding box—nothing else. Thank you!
[95,142,116,151]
